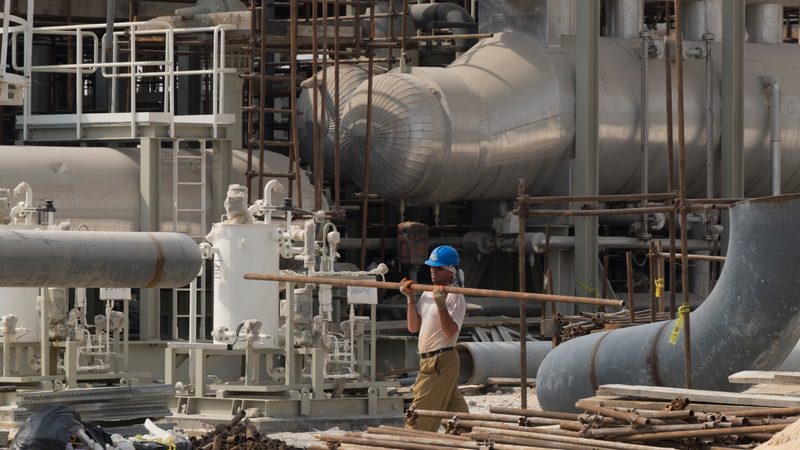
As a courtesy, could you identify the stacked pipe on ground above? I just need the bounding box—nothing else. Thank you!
[316,399,800,449]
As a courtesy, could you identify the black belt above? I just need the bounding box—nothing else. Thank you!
[419,346,454,359]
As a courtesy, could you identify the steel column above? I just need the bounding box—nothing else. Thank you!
[139,137,160,340]
[573,1,600,303]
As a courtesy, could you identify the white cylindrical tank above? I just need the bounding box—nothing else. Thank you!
[207,223,281,340]
[0,288,39,343]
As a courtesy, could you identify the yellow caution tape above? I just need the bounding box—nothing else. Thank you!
[655,278,665,298]
[669,305,692,345]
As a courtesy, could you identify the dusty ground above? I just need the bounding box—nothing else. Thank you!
[266,388,535,448]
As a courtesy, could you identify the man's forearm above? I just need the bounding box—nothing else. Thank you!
[407,296,421,333]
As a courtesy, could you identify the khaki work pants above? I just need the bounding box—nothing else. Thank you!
[405,349,469,432]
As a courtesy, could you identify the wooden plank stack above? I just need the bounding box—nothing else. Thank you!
[315,384,800,449]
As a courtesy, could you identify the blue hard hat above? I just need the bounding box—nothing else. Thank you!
[425,245,460,267]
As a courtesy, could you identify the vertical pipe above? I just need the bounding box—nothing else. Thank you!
[189,278,197,343]
[574,1,600,306]
[721,1,745,202]
[704,32,714,199]
[626,252,635,324]
[674,0,692,390]
[516,179,528,409]
[767,78,782,195]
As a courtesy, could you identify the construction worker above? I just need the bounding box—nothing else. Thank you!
[400,245,469,431]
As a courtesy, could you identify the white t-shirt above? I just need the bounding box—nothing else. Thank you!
[416,291,466,354]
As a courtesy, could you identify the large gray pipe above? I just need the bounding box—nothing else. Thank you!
[298,65,371,181]
[456,341,552,385]
[0,229,202,288]
[409,3,477,52]
[536,194,800,412]
[341,31,800,205]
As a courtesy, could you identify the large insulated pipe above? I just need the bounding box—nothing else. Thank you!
[456,341,552,385]
[682,0,723,41]
[746,3,783,44]
[536,194,800,412]
[341,31,799,205]
[606,0,643,39]
[298,65,371,181]
[0,229,202,288]
[408,3,477,52]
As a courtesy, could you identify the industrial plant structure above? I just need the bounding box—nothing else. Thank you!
[0,0,798,431]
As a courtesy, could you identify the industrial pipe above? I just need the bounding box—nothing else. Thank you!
[536,194,800,412]
[341,30,799,205]
[456,341,552,385]
[408,3,477,52]
[0,229,202,288]
[764,76,782,195]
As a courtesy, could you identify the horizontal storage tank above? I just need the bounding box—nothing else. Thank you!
[0,146,317,232]
[341,31,800,204]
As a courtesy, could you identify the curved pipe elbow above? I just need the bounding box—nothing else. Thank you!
[537,194,800,412]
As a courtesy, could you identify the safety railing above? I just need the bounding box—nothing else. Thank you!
[11,20,237,141]
[0,0,31,106]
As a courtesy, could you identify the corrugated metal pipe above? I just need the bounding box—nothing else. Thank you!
[536,194,800,412]
[0,229,202,288]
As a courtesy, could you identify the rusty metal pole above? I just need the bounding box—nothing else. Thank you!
[626,252,635,324]
[648,241,656,323]
[257,0,268,195]
[291,0,303,207]
[333,0,342,214]
[600,253,609,313]
[517,179,528,409]
[245,0,257,199]
[244,273,625,307]
[318,0,329,208]
[359,1,377,269]
[664,0,677,321]
[674,0,692,389]
[541,224,552,327]
[311,0,322,210]
[656,241,664,312]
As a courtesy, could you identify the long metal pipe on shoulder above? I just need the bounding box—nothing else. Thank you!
[536,194,800,412]
[0,229,202,288]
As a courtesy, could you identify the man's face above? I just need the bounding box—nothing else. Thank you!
[430,266,453,286]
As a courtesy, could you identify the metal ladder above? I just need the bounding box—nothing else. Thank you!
[171,139,208,341]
